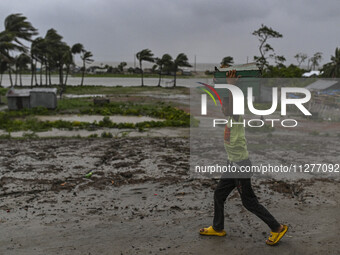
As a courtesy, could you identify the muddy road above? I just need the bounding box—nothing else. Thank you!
[0,132,339,254]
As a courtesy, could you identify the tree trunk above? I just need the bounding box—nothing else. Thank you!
[34,61,38,86]
[40,62,43,86]
[45,61,48,86]
[59,64,64,99]
[64,65,69,86]
[59,64,63,86]
[31,60,34,88]
[0,72,3,87]
[49,68,52,86]
[173,68,177,87]
[140,61,144,87]
[81,60,85,86]
[15,66,18,86]
[19,69,22,86]
[9,68,13,87]
[157,67,162,87]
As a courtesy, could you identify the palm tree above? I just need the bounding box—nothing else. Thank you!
[3,13,37,87]
[0,59,7,87]
[117,62,127,73]
[220,56,234,68]
[16,53,30,86]
[155,54,172,87]
[30,37,44,86]
[136,49,154,86]
[69,43,84,85]
[80,50,94,86]
[172,53,192,87]
[322,47,340,78]
[30,37,46,86]
[44,28,64,86]
[63,46,73,86]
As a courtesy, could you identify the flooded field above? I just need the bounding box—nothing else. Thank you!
[36,114,161,124]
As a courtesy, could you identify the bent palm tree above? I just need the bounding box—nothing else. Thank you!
[136,49,154,86]
[71,43,84,85]
[16,53,30,86]
[80,50,94,86]
[220,56,234,68]
[172,53,192,87]
[3,13,37,86]
[155,54,172,87]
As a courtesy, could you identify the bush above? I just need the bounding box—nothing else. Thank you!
[101,132,113,138]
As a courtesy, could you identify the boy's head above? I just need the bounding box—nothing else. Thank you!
[222,94,233,116]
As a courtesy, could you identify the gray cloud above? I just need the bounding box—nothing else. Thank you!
[0,0,339,67]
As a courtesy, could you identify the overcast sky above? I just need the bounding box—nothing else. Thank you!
[0,0,339,67]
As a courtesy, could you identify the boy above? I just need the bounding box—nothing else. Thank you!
[199,70,288,245]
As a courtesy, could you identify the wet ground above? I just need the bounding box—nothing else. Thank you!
[0,130,339,254]
[0,86,339,254]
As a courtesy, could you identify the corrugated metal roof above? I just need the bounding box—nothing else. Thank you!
[219,62,259,71]
[6,89,31,97]
[31,88,57,93]
[305,79,338,90]
[6,88,57,97]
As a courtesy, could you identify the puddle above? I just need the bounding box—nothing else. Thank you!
[36,115,161,123]
[64,94,105,98]
[0,127,189,138]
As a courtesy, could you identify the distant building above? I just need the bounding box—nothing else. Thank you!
[143,68,153,74]
[87,66,108,74]
[302,70,322,77]
[181,68,192,76]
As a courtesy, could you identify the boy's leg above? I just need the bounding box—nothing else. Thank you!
[212,177,235,231]
[238,178,281,231]
[235,159,281,231]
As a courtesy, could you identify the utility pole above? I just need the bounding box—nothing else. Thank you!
[134,54,136,68]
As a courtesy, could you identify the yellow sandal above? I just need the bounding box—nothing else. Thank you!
[199,226,226,237]
[266,225,288,245]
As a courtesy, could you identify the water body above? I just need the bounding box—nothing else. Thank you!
[36,114,161,124]
[0,75,212,88]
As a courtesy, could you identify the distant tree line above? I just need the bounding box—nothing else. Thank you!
[215,24,339,78]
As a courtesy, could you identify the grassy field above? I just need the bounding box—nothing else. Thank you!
[0,85,197,134]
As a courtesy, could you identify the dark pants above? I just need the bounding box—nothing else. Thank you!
[213,159,281,232]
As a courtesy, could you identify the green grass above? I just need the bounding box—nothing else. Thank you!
[0,98,195,132]
[5,85,190,96]
[0,87,8,96]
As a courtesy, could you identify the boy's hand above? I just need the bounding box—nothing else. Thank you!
[226,69,241,85]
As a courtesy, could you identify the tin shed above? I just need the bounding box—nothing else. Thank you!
[30,88,57,109]
[6,88,58,110]
[6,89,31,110]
